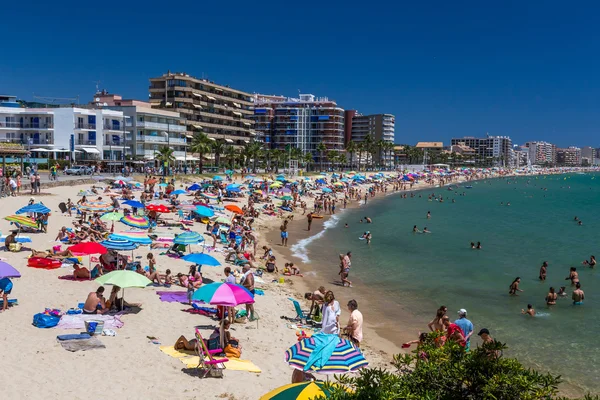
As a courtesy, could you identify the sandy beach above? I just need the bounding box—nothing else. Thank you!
[0,176,396,400]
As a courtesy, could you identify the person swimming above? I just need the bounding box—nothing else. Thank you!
[522,304,535,316]
[427,211,431,219]
[558,286,568,297]
[476,242,482,249]
[572,282,585,305]
[412,225,420,233]
[509,277,522,295]
[545,287,557,305]
[566,267,579,285]
[470,242,475,249]
[423,227,431,234]
[583,255,596,268]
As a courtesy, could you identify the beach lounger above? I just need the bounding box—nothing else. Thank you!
[194,328,228,378]
[288,298,311,322]
[219,232,228,245]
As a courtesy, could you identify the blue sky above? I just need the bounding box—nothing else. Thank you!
[1,0,599,147]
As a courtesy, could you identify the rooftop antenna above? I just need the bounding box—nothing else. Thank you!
[93,80,101,94]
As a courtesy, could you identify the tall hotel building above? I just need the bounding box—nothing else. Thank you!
[345,111,395,165]
[149,72,255,146]
[251,94,345,166]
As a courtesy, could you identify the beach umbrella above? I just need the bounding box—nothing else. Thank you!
[68,242,108,255]
[201,193,219,200]
[224,205,244,215]
[322,188,332,193]
[123,200,144,209]
[226,187,241,193]
[172,189,187,195]
[194,205,215,218]
[4,215,37,229]
[145,204,171,213]
[79,201,114,213]
[319,172,327,176]
[158,183,168,187]
[182,253,221,266]
[77,190,93,197]
[120,215,150,229]
[275,176,286,182]
[259,381,340,400]
[177,204,198,211]
[285,333,368,374]
[280,195,293,201]
[0,261,21,279]
[315,179,326,184]
[212,175,223,181]
[173,231,204,245]
[333,182,344,187]
[192,282,254,306]
[114,176,132,182]
[100,239,138,251]
[253,178,264,183]
[213,216,232,225]
[244,175,255,180]
[95,270,152,309]
[15,203,51,215]
[188,183,201,191]
[270,182,283,188]
[0,235,31,244]
[100,211,124,222]
[110,232,152,245]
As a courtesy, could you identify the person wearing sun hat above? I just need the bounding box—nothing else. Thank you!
[454,308,474,351]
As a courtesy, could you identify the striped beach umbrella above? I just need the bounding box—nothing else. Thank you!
[120,215,151,229]
[201,193,219,200]
[285,334,368,374]
[173,231,204,245]
[109,232,152,245]
[79,201,114,213]
[15,203,51,215]
[100,238,139,251]
[4,215,37,228]
[260,381,339,400]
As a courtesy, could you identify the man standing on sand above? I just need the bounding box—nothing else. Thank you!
[307,213,313,231]
[454,309,474,351]
[240,265,257,320]
[572,282,585,305]
[280,219,289,246]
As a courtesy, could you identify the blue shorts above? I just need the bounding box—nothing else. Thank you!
[573,301,584,305]
[0,278,13,295]
[281,231,288,239]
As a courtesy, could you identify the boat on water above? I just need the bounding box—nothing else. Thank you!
[465,185,473,189]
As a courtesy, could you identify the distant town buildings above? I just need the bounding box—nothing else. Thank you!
[251,93,345,167]
[580,146,595,166]
[346,112,395,165]
[149,71,255,147]
[524,141,556,165]
[556,146,582,166]
[450,135,513,166]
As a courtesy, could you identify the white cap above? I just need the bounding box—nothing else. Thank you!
[458,308,467,316]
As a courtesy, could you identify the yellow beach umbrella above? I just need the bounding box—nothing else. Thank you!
[254,190,263,194]
[260,381,339,400]
[270,182,283,188]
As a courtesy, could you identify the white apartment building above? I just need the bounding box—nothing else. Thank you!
[0,106,127,163]
[525,141,556,165]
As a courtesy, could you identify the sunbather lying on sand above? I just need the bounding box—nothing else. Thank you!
[174,335,197,351]
[31,249,75,259]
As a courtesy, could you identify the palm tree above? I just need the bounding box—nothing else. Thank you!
[338,153,347,171]
[363,135,374,170]
[375,139,386,168]
[155,146,175,175]
[211,141,225,169]
[270,149,283,173]
[327,150,338,172]
[224,145,237,169]
[356,142,365,171]
[246,142,262,172]
[345,140,357,171]
[189,132,212,174]
[317,142,327,172]
[303,152,313,173]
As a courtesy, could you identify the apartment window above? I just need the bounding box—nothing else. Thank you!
[138,116,144,122]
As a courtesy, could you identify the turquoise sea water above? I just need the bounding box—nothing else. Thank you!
[296,173,600,394]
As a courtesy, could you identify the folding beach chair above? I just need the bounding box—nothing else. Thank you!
[219,231,228,245]
[288,298,311,323]
[194,328,228,378]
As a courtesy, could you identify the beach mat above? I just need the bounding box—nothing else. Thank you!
[159,346,261,373]
[57,333,91,341]
[57,314,124,330]
[58,275,91,281]
[59,337,105,352]
[156,291,188,303]
[0,299,18,307]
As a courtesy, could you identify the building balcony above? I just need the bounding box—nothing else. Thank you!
[137,135,187,145]
[0,138,53,145]
[103,124,125,131]
[75,123,96,130]
[137,121,187,132]
[75,140,97,146]
[0,122,54,129]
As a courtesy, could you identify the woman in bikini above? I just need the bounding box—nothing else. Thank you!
[566,267,579,285]
[189,265,202,288]
[509,277,523,295]
[545,287,557,306]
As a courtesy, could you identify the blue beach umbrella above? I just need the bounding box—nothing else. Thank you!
[322,188,333,193]
[100,239,139,251]
[244,175,256,180]
[182,253,221,266]
[158,183,168,187]
[123,200,145,209]
[213,176,223,181]
[173,231,204,245]
[319,172,327,176]
[16,203,51,215]
[172,189,187,195]
[226,187,241,193]
[225,184,240,190]
[316,179,326,184]
[109,232,152,245]
[188,183,201,191]
[194,206,215,218]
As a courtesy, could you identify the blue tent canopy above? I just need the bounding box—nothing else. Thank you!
[16,203,50,214]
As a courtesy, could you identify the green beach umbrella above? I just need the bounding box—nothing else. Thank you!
[280,196,293,201]
[259,381,340,399]
[213,216,232,225]
[95,270,151,309]
[100,211,124,222]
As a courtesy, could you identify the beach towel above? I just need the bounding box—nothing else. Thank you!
[56,333,91,341]
[58,275,90,281]
[57,314,124,330]
[59,337,105,352]
[159,346,261,373]
[0,299,18,307]
[304,333,340,372]
[156,291,189,303]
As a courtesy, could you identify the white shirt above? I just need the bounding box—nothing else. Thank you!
[9,179,17,189]
[321,300,341,334]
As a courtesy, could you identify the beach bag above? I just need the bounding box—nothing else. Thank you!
[33,313,60,328]
[224,344,241,358]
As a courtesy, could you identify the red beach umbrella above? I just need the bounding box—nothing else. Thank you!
[68,242,108,255]
[224,205,244,215]
[146,204,171,213]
